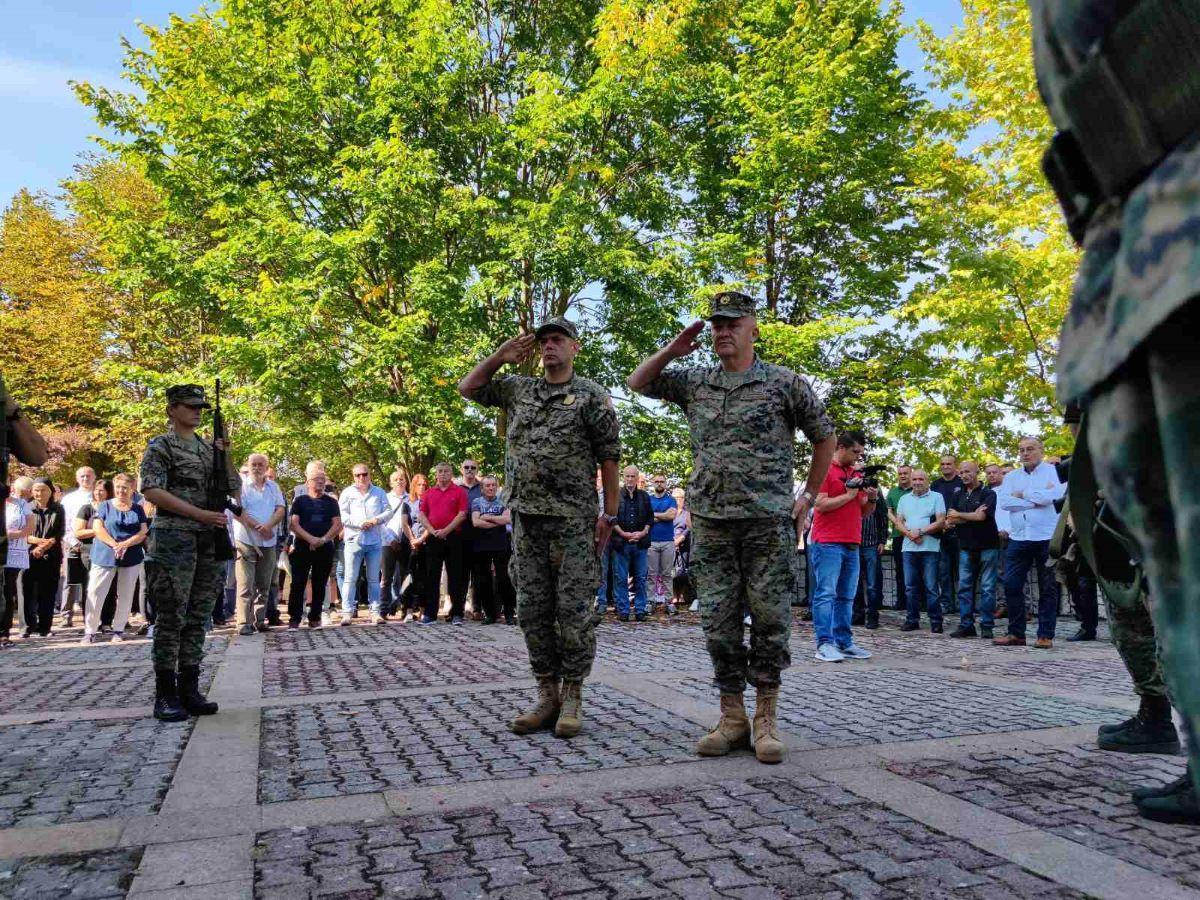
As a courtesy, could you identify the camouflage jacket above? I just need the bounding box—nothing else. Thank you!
[641,356,833,519]
[472,372,621,518]
[1031,0,1200,401]
[139,429,240,531]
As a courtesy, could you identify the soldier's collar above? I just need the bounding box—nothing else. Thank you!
[706,355,766,387]
[538,373,579,397]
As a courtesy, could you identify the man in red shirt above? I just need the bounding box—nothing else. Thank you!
[809,430,875,662]
[418,462,470,625]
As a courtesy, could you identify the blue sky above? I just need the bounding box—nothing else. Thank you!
[0,0,967,208]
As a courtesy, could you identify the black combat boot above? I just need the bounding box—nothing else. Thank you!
[1136,765,1200,825]
[153,670,188,722]
[178,665,219,716]
[1097,695,1179,754]
[864,611,879,630]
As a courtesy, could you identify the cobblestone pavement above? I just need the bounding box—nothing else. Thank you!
[253,775,1085,899]
[258,685,698,802]
[0,848,142,898]
[889,744,1199,889]
[3,608,1195,899]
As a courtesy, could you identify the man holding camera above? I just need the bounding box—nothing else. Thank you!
[809,430,877,662]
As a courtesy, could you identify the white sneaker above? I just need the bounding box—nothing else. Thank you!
[814,643,845,663]
[743,614,752,626]
[320,612,332,626]
[839,643,872,660]
[688,600,699,613]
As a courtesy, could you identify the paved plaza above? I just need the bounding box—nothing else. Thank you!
[0,609,1195,899]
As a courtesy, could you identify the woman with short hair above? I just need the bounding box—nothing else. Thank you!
[24,478,65,637]
[84,474,148,642]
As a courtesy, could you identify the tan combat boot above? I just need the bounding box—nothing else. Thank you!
[510,675,560,734]
[554,680,584,738]
[696,693,751,756]
[752,684,785,764]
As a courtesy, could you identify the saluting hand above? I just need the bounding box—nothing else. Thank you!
[495,333,537,365]
[667,321,705,359]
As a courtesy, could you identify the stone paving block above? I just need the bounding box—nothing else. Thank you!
[252,775,1083,898]
[0,658,219,714]
[257,684,697,802]
[0,847,142,898]
[888,743,1200,889]
[265,622,497,653]
[0,718,192,827]
[262,646,531,697]
[0,636,227,670]
[676,667,1124,748]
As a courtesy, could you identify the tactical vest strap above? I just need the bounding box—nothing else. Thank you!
[1044,0,1200,241]
[1068,416,1144,611]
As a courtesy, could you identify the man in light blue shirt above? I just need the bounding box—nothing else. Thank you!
[338,465,390,625]
[895,470,946,633]
[994,437,1066,649]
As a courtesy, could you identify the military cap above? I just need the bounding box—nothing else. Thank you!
[708,290,757,320]
[534,315,579,341]
[165,384,211,408]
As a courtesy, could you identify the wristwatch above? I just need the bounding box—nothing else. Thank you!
[801,490,814,503]
[600,513,617,524]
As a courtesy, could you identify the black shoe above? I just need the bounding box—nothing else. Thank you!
[267,617,284,628]
[864,614,879,630]
[851,613,865,626]
[1066,628,1097,642]
[618,613,630,622]
[899,622,919,632]
[483,616,498,625]
[930,624,944,634]
[980,626,994,639]
[635,613,647,622]
[178,665,218,716]
[1097,699,1179,754]
[153,670,189,722]
[950,625,977,638]
[1136,772,1200,824]
[20,628,32,639]
[211,616,227,627]
[1099,695,1172,735]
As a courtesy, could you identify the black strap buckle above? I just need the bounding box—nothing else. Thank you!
[1042,130,1102,245]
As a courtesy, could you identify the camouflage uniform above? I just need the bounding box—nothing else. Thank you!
[140,391,239,673]
[640,328,833,693]
[471,357,620,681]
[1032,1,1200,773]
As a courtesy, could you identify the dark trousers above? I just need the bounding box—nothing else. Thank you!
[890,535,907,609]
[288,543,334,625]
[381,543,411,616]
[24,557,60,635]
[424,532,466,620]
[402,545,427,614]
[459,544,477,614]
[1073,573,1099,634]
[2,568,20,638]
[938,534,959,613]
[853,545,884,618]
[472,546,516,621]
[1004,539,1059,640]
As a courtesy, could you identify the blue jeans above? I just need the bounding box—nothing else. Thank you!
[611,542,648,616]
[903,551,942,628]
[341,542,382,614]
[859,545,883,613]
[1003,539,1059,639]
[957,548,998,629]
[809,542,859,648]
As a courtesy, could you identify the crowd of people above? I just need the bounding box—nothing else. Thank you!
[2,437,1083,651]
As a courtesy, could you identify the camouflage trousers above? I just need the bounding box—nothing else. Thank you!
[1085,305,1200,781]
[691,515,794,694]
[145,528,221,672]
[510,513,597,681]
[1104,585,1167,699]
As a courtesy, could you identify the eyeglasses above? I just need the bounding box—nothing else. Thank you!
[462,465,477,471]
[353,472,370,478]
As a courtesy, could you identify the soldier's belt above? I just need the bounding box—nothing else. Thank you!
[1043,0,1200,242]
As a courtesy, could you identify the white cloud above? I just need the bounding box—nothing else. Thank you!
[0,54,117,104]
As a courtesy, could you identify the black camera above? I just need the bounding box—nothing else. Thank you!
[844,464,887,490]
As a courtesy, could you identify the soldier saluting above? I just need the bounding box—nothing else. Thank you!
[460,317,620,739]
[140,385,240,722]
[628,291,835,763]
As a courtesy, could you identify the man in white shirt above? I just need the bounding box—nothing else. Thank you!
[338,465,391,625]
[233,454,286,635]
[994,438,1066,649]
[59,466,95,626]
